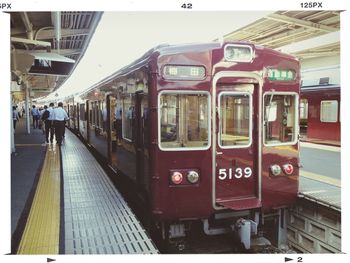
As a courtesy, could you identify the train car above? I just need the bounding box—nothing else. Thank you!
[67,41,300,248]
[300,84,340,146]
[64,96,77,130]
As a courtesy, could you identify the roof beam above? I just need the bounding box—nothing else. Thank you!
[35,28,90,40]
[258,27,309,46]
[279,31,339,53]
[295,51,340,58]
[11,28,90,41]
[266,13,338,33]
[29,48,81,56]
[11,37,51,47]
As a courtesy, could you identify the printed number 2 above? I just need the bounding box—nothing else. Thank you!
[297,257,303,263]
[181,3,193,9]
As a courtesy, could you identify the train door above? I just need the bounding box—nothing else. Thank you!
[107,95,117,165]
[213,77,261,211]
[135,91,148,194]
[76,103,80,131]
[86,100,90,142]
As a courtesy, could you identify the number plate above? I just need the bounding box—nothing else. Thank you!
[218,167,252,180]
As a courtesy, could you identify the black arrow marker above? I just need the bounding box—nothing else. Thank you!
[285,257,293,262]
[47,258,56,263]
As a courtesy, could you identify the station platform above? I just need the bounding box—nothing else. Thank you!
[300,135,340,147]
[11,118,158,254]
[299,142,341,211]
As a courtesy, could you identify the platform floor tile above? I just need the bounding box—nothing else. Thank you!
[61,130,158,254]
[299,176,340,210]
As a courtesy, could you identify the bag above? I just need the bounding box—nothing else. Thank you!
[41,110,50,120]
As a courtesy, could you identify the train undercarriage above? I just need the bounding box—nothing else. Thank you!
[152,208,291,253]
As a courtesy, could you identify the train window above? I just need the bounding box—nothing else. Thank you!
[299,99,308,120]
[264,93,298,145]
[320,100,338,123]
[91,102,96,125]
[159,92,210,150]
[218,93,252,148]
[79,104,85,121]
[122,95,135,141]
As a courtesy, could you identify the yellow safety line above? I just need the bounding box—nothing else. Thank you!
[17,144,61,254]
[300,170,341,187]
[300,142,340,152]
[15,144,46,147]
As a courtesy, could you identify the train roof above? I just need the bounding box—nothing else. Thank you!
[79,41,298,97]
[301,84,340,91]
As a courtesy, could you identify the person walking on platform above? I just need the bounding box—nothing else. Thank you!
[53,102,69,146]
[39,105,48,135]
[44,102,55,144]
[12,106,19,130]
[31,105,40,129]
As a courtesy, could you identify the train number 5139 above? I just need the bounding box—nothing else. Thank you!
[218,167,252,180]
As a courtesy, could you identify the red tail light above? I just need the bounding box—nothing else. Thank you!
[283,164,294,175]
[171,171,183,184]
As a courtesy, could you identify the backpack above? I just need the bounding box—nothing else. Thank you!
[41,110,50,120]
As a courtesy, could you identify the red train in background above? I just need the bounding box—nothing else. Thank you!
[65,41,300,249]
[300,84,340,146]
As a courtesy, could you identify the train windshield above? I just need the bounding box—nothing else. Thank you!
[159,92,209,150]
[264,93,298,145]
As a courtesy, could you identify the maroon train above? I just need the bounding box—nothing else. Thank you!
[300,84,340,146]
[66,42,300,247]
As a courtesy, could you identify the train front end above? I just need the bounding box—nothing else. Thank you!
[150,42,300,246]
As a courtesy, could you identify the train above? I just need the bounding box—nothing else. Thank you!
[300,84,340,146]
[64,41,300,250]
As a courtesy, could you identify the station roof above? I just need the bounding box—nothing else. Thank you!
[224,11,340,60]
[11,12,102,102]
[10,11,340,103]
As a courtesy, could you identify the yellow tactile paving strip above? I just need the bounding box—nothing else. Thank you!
[300,170,341,187]
[17,144,61,254]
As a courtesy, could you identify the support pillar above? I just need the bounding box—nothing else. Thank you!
[24,83,30,134]
[11,94,15,153]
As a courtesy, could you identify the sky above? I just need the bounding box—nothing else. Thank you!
[39,11,273,101]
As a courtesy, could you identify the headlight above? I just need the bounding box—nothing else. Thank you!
[224,44,253,62]
[270,164,282,176]
[187,170,200,184]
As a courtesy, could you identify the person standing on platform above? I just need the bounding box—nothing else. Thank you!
[44,102,55,143]
[53,102,69,146]
[16,105,21,118]
[12,106,19,130]
[31,105,40,129]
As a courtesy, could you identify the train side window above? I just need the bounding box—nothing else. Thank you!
[299,99,308,120]
[320,100,338,123]
[79,104,85,121]
[264,93,298,145]
[219,93,252,148]
[159,92,210,150]
[122,95,135,142]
